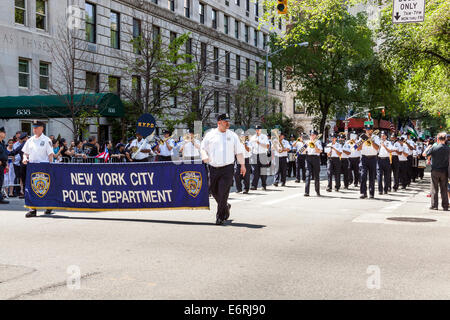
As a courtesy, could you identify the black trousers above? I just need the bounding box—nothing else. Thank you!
[406,155,413,185]
[234,158,251,192]
[377,157,391,193]
[251,154,269,188]
[20,165,27,188]
[349,157,360,186]
[391,156,400,190]
[327,157,341,190]
[0,167,4,200]
[431,170,449,209]
[340,158,350,188]
[275,156,288,184]
[209,164,234,221]
[305,155,321,195]
[14,164,21,195]
[287,155,296,177]
[296,154,306,181]
[360,156,377,196]
[157,155,172,162]
[399,161,408,188]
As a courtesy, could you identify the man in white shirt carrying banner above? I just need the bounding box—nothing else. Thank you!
[201,114,246,225]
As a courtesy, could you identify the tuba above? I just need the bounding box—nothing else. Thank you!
[271,129,283,153]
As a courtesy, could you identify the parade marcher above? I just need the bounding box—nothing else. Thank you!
[339,133,351,189]
[397,137,409,190]
[293,134,307,183]
[377,131,393,195]
[357,122,380,199]
[304,130,323,197]
[179,129,201,161]
[234,133,252,194]
[0,127,9,204]
[416,138,425,180]
[348,131,361,187]
[423,132,449,211]
[22,121,54,217]
[287,134,297,178]
[390,134,401,192]
[129,132,153,162]
[404,133,416,185]
[157,130,175,161]
[250,125,270,191]
[325,133,342,192]
[273,132,291,187]
[201,113,245,225]
[411,137,419,182]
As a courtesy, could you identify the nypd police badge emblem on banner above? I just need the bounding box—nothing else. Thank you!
[180,171,202,198]
[31,172,51,198]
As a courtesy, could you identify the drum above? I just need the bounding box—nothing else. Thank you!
[418,160,427,168]
[288,153,296,162]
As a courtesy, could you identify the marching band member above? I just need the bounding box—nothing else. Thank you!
[201,113,245,225]
[250,125,270,191]
[325,133,342,192]
[348,131,361,187]
[397,136,410,189]
[304,130,323,197]
[157,130,175,162]
[390,134,401,191]
[287,134,297,178]
[234,133,252,194]
[339,133,351,189]
[293,134,307,183]
[129,132,153,162]
[357,122,380,199]
[22,121,54,218]
[179,129,201,161]
[404,133,416,185]
[416,138,425,180]
[273,132,291,187]
[377,131,393,195]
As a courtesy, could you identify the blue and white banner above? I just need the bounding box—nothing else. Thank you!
[25,162,209,211]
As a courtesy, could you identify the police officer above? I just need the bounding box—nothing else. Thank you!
[234,133,252,194]
[404,133,416,185]
[339,133,351,189]
[325,133,342,192]
[397,137,409,189]
[273,132,291,187]
[201,113,245,225]
[348,131,361,187]
[22,121,54,217]
[287,134,297,178]
[250,125,270,191]
[304,130,323,197]
[0,127,9,204]
[157,130,175,161]
[129,132,154,162]
[180,129,201,161]
[390,134,401,192]
[377,131,393,195]
[293,134,307,183]
[357,122,380,199]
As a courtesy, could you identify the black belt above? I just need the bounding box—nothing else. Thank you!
[362,155,377,158]
[307,154,320,157]
[378,157,389,159]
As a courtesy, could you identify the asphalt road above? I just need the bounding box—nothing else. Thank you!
[1,169,450,300]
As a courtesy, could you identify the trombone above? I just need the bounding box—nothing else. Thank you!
[183,133,199,143]
[158,133,175,145]
[271,129,283,153]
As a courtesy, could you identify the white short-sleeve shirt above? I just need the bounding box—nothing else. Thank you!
[250,134,269,155]
[130,138,151,160]
[325,142,342,158]
[22,134,53,163]
[378,140,392,158]
[341,142,352,159]
[274,139,291,157]
[306,139,323,156]
[201,128,244,167]
[181,139,201,157]
[359,135,380,156]
[159,138,175,157]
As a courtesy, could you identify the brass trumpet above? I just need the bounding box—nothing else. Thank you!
[158,133,175,145]
[183,133,199,143]
[240,135,249,144]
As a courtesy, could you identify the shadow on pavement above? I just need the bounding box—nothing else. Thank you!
[37,215,266,229]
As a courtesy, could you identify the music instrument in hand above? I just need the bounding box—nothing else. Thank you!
[159,133,175,145]
[271,129,283,153]
[131,131,156,159]
[354,130,379,150]
[183,133,199,143]
[298,134,322,154]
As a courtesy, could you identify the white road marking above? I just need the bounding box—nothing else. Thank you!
[262,193,302,206]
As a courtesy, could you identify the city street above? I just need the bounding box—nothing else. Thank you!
[1,170,450,300]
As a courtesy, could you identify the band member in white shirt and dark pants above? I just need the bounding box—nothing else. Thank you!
[273,132,291,187]
[305,130,323,197]
[377,131,393,195]
[201,114,246,225]
[325,133,342,192]
[250,125,270,191]
[180,129,201,161]
[357,123,380,199]
[234,133,252,194]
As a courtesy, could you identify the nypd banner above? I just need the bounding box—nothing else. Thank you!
[25,162,209,211]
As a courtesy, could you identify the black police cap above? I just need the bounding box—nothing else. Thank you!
[32,120,45,127]
[310,130,319,135]
[217,113,230,121]
[19,132,28,139]
[255,125,262,130]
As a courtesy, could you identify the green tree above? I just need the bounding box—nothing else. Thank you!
[261,112,296,136]
[233,77,267,128]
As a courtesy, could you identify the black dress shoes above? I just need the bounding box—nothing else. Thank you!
[215,218,225,225]
[25,210,37,218]
[45,209,54,215]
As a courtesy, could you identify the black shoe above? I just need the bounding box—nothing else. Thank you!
[45,209,54,215]
[215,218,225,225]
[335,188,339,192]
[0,199,9,204]
[326,188,332,192]
[384,191,388,195]
[443,208,449,211]
[393,188,398,192]
[262,187,267,191]
[360,194,367,199]
[369,195,375,199]
[429,207,438,210]
[25,210,37,218]
[304,193,310,197]
[379,191,384,195]
[295,180,300,183]
[225,204,231,220]
[250,187,257,190]
[345,186,349,190]
[316,192,321,197]
[236,190,242,194]
[273,183,278,187]
[281,183,286,187]
[243,190,249,194]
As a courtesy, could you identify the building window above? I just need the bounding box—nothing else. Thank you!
[236,55,240,80]
[108,76,120,97]
[279,71,283,91]
[234,20,239,39]
[199,3,205,24]
[18,58,30,89]
[263,33,267,49]
[36,0,47,30]
[214,91,219,113]
[246,58,250,79]
[226,93,231,114]
[85,2,96,43]
[225,51,230,81]
[244,25,249,43]
[278,18,282,30]
[152,25,160,49]
[246,0,250,13]
[132,75,141,99]
[272,69,276,89]
[185,37,192,63]
[86,72,99,93]
[235,0,240,6]
[110,11,120,49]
[169,93,177,108]
[294,98,306,114]
[255,61,259,84]
[168,0,175,11]
[212,9,217,29]
[15,0,26,25]
[152,0,158,4]
[254,29,258,47]
[184,0,190,18]
[254,0,259,18]
[224,15,229,35]
[214,47,219,78]
[200,42,207,69]
[133,18,141,54]
[39,62,50,90]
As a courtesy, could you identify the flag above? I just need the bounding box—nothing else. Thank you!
[405,119,418,138]
[96,145,110,163]
[389,118,395,133]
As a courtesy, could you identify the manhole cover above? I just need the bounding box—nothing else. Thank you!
[387,217,437,223]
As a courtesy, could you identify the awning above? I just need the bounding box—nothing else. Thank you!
[0,93,124,119]
[336,118,394,130]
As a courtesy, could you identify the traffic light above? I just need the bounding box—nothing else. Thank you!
[277,0,288,14]
[381,108,385,117]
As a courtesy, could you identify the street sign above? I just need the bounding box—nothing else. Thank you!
[392,0,425,24]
